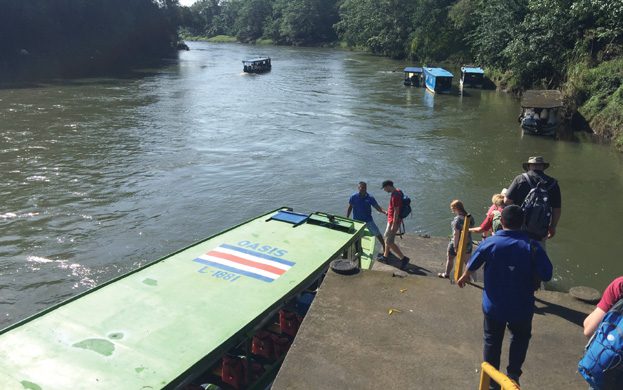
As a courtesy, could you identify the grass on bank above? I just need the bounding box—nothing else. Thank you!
[567,57,623,150]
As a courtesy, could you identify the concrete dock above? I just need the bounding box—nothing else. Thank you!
[272,235,594,389]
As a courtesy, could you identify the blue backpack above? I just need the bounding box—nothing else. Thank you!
[398,191,412,219]
[578,299,623,389]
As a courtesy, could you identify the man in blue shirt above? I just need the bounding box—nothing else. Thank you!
[346,181,386,253]
[458,205,552,387]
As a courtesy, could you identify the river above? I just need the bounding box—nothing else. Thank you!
[1,42,622,327]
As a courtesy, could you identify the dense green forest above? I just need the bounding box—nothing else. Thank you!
[0,0,181,79]
[181,0,623,147]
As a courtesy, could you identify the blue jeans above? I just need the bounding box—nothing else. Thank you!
[483,315,532,388]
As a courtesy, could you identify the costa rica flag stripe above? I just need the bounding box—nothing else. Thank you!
[205,250,286,276]
[193,244,295,283]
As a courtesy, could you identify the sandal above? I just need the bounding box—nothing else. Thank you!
[437,272,449,279]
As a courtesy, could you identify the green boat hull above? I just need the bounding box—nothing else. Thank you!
[0,208,372,389]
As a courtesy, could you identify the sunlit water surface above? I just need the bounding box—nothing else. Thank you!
[1,42,622,326]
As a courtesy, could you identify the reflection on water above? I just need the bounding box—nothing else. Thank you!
[1,42,623,326]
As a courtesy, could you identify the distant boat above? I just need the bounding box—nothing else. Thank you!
[403,67,423,87]
[519,90,563,136]
[243,57,271,73]
[423,67,453,94]
[460,66,485,89]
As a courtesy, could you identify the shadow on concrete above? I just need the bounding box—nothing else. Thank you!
[383,253,431,276]
[534,296,587,327]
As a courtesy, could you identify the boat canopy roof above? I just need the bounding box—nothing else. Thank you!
[0,208,366,389]
[521,90,563,108]
[243,57,270,64]
[424,67,453,78]
[404,67,422,73]
[461,66,484,74]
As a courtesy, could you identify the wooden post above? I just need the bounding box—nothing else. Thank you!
[454,214,471,282]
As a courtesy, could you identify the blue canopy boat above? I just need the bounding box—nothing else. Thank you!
[423,67,453,94]
[403,67,423,87]
[460,66,485,88]
[243,57,271,73]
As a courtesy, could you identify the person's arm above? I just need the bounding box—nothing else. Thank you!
[346,204,352,219]
[374,204,386,215]
[472,213,493,233]
[505,176,522,205]
[458,248,486,287]
[453,228,460,248]
[390,193,401,231]
[457,269,473,287]
[548,208,561,238]
[391,207,401,231]
[534,245,553,282]
[583,307,607,337]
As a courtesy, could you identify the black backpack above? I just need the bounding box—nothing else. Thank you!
[398,190,412,219]
[520,173,556,239]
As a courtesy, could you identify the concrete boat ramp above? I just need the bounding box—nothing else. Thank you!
[272,235,594,389]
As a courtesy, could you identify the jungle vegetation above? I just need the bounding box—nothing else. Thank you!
[0,0,181,79]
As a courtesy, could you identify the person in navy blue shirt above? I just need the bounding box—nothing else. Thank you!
[346,181,387,253]
[458,205,552,388]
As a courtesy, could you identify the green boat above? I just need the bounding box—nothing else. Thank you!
[0,208,375,389]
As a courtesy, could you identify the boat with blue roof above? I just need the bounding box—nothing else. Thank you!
[423,67,453,94]
[403,67,423,87]
[460,66,485,88]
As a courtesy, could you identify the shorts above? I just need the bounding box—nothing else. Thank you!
[366,220,381,236]
[447,242,472,257]
[384,223,397,245]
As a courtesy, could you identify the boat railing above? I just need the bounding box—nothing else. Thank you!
[453,214,471,282]
[478,362,521,390]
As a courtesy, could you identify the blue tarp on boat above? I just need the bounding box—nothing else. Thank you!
[461,66,484,74]
[424,67,453,77]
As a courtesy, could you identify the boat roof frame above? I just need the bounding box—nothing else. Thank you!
[521,90,563,108]
[461,66,484,74]
[424,67,454,78]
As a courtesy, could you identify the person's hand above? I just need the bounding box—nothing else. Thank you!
[457,273,470,288]
[548,226,556,239]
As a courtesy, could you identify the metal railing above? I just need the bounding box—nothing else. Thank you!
[479,362,521,390]
[454,214,472,282]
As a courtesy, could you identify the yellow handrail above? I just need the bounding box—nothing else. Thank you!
[454,214,471,282]
[479,362,521,390]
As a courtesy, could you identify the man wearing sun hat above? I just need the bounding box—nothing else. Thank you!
[504,156,562,246]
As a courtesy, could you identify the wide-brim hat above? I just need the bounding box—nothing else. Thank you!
[522,156,550,171]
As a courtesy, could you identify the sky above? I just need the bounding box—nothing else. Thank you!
[179,0,197,6]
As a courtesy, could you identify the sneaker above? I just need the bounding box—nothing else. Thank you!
[376,253,385,260]
[377,256,388,264]
[400,256,410,270]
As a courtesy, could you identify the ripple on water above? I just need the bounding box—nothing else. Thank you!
[25,256,96,289]
[25,176,49,182]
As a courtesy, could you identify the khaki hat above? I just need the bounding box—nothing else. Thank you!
[522,156,550,171]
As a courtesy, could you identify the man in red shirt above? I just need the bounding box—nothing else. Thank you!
[583,276,623,337]
[378,180,410,270]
